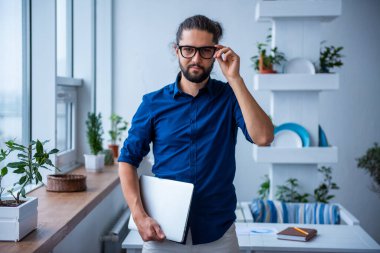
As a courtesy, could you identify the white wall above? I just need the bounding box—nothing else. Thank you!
[113,0,380,243]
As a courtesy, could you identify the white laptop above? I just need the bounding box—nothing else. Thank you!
[128,175,194,243]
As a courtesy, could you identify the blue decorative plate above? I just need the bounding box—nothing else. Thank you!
[274,123,310,147]
[319,125,329,147]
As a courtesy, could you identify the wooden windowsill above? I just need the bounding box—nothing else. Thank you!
[0,163,120,253]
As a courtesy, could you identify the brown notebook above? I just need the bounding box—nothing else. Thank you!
[277,227,318,242]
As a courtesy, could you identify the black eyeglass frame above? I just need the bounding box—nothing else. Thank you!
[177,45,218,59]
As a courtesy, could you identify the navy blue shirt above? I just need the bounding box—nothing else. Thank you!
[119,74,253,244]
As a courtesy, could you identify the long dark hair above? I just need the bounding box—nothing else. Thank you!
[175,15,223,44]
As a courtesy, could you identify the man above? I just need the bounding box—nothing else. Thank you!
[118,15,274,253]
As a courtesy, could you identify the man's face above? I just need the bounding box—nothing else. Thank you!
[176,29,216,84]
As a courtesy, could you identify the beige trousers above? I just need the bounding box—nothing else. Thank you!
[142,223,239,253]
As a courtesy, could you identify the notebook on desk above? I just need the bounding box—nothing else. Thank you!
[128,175,194,243]
[277,227,318,242]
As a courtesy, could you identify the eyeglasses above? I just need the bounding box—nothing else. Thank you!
[177,45,217,59]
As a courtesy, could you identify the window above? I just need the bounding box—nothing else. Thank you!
[55,78,81,171]
[0,0,29,189]
[57,0,73,77]
[56,0,81,171]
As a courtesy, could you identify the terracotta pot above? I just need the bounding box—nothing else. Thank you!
[108,144,119,158]
[259,54,276,74]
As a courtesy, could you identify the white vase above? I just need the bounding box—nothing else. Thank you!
[84,154,105,172]
[0,197,38,241]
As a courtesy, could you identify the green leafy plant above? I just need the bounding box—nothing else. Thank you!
[251,31,286,72]
[4,140,58,204]
[357,143,380,195]
[314,166,339,203]
[109,113,128,145]
[319,41,344,73]
[102,149,114,165]
[86,112,104,155]
[275,178,310,203]
[0,144,13,203]
[258,174,270,200]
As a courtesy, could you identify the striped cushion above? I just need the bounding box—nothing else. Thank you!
[250,199,340,224]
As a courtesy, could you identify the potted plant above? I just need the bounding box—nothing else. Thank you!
[102,149,115,165]
[258,174,270,200]
[357,143,380,196]
[84,112,105,172]
[251,32,286,74]
[275,178,310,203]
[318,41,344,73]
[313,166,339,203]
[108,113,128,158]
[0,139,58,241]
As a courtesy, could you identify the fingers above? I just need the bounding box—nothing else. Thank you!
[138,217,166,242]
[153,223,166,241]
[214,45,238,62]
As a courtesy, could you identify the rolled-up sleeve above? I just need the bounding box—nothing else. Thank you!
[232,93,254,144]
[118,95,153,168]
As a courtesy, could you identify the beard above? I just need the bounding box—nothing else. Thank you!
[179,60,214,84]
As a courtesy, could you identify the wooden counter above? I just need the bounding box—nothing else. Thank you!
[0,164,120,253]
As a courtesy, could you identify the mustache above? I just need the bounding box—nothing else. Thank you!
[188,64,204,70]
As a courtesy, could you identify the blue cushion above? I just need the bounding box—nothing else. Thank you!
[250,199,340,224]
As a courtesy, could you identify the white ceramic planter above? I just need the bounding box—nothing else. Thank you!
[0,196,38,241]
[84,154,105,172]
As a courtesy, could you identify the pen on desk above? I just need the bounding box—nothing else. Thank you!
[293,227,309,235]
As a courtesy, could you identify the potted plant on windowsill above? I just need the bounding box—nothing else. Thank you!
[84,112,105,172]
[0,139,58,241]
[108,113,128,158]
[251,32,286,74]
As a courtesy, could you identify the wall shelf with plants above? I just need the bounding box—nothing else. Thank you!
[252,0,343,199]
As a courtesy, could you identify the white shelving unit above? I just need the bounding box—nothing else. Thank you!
[253,146,338,164]
[253,0,342,199]
[254,73,339,91]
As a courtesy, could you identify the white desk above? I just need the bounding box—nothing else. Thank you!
[122,222,380,253]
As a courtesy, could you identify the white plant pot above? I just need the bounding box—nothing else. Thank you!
[0,196,38,241]
[84,154,105,172]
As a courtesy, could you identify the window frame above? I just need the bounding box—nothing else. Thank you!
[56,77,82,172]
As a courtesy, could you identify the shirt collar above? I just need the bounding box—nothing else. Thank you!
[172,72,215,98]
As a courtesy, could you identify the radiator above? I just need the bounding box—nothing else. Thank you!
[101,208,131,253]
